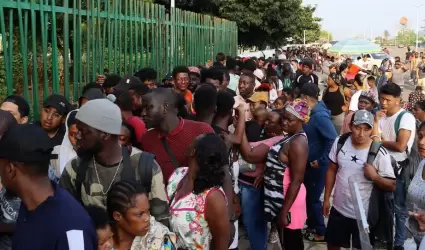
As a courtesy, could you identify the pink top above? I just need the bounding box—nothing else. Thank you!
[341,112,354,135]
[283,168,307,230]
[239,136,285,185]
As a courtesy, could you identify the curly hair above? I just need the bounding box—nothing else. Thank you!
[193,133,228,194]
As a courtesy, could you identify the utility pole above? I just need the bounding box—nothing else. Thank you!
[171,0,175,69]
[413,4,425,51]
[303,30,306,46]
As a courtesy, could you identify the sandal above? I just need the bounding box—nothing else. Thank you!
[301,227,315,236]
[304,232,326,243]
[268,229,279,244]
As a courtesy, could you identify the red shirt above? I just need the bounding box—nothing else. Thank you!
[125,116,147,143]
[140,118,214,182]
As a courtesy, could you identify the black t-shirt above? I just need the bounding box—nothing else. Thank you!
[406,51,412,61]
[33,121,65,146]
[296,73,319,89]
[226,88,237,97]
[212,125,227,134]
[245,120,263,142]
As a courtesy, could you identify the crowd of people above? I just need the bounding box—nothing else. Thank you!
[1,47,425,250]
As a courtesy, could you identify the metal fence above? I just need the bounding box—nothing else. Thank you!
[0,0,238,117]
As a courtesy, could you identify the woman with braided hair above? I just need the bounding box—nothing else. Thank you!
[167,133,231,250]
[106,180,175,250]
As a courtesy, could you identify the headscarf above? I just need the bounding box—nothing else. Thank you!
[329,72,342,85]
[285,98,311,123]
[359,90,379,105]
[58,109,78,175]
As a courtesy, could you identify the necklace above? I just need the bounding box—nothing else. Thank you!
[93,157,123,196]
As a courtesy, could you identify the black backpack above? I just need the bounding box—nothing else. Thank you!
[73,147,155,203]
[336,133,399,177]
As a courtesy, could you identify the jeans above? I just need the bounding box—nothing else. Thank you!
[239,182,267,250]
[305,167,327,236]
[394,174,408,247]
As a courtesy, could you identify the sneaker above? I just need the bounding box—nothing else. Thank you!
[268,228,279,244]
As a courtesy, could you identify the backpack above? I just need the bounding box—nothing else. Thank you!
[73,147,155,204]
[394,110,408,145]
[336,133,399,177]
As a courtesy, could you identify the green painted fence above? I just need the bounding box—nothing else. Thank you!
[0,0,238,118]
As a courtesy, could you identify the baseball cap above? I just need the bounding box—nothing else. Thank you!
[188,66,201,75]
[43,94,71,116]
[76,99,122,135]
[352,110,374,128]
[114,76,142,92]
[300,83,320,99]
[164,73,173,81]
[253,69,264,82]
[0,124,53,163]
[247,92,269,104]
[2,95,30,117]
[82,88,105,101]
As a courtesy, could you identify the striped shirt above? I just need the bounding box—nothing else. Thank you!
[264,132,306,220]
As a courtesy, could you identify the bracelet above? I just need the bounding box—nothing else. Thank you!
[370,135,381,141]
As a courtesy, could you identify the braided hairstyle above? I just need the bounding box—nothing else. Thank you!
[106,180,148,222]
[192,133,228,194]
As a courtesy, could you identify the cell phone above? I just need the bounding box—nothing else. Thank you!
[287,212,292,224]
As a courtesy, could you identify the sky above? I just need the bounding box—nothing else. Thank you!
[303,0,425,40]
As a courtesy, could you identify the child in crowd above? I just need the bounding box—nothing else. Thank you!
[85,206,114,250]
[119,122,138,151]
[273,96,287,109]
[282,88,294,103]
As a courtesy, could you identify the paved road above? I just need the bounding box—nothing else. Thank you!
[238,47,422,250]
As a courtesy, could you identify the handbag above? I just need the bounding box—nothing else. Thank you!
[237,147,256,173]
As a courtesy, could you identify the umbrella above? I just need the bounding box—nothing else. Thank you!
[329,39,381,54]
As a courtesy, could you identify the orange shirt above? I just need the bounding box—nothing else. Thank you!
[347,64,361,75]
[184,90,193,105]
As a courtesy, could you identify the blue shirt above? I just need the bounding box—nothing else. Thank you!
[12,182,97,250]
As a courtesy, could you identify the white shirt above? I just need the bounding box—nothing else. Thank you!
[348,90,362,112]
[378,109,416,162]
[269,89,279,103]
[228,161,239,249]
[329,136,395,219]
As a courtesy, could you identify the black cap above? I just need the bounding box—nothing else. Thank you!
[300,83,320,99]
[0,124,53,163]
[43,94,71,115]
[2,95,30,117]
[82,88,105,101]
[115,76,143,92]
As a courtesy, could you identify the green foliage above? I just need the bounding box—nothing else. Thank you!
[396,28,416,45]
[319,30,333,42]
[157,0,322,48]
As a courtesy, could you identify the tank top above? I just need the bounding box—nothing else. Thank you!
[263,132,307,221]
[167,167,227,249]
[322,88,345,116]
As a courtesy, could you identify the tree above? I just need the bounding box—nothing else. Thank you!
[396,28,416,45]
[383,30,390,41]
[158,0,322,48]
[319,30,333,42]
